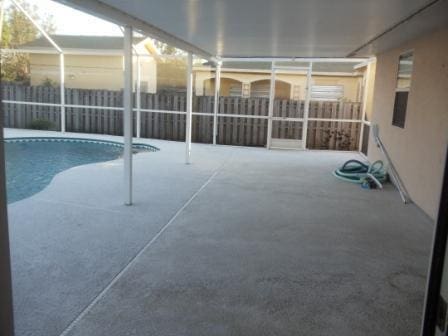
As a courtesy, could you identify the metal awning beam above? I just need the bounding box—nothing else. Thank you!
[221,57,368,63]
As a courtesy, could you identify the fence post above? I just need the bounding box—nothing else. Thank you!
[303,62,313,149]
[213,62,221,145]
[266,61,275,149]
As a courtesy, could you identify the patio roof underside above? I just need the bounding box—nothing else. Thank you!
[56,0,448,60]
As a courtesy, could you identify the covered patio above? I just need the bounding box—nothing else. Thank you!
[6,128,432,336]
[1,0,447,336]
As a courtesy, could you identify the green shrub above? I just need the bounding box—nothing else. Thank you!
[41,77,58,87]
[29,119,56,130]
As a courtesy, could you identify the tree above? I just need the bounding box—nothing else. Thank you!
[153,39,183,56]
[1,1,55,83]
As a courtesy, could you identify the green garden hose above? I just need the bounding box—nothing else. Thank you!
[333,159,388,184]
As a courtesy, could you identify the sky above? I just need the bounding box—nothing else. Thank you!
[7,0,123,36]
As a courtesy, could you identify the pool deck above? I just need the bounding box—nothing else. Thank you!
[5,128,434,336]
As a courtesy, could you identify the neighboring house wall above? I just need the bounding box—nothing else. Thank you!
[29,53,156,92]
[203,78,243,97]
[312,75,361,102]
[367,27,448,219]
[156,59,187,93]
[195,70,362,101]
[135,57,157,93]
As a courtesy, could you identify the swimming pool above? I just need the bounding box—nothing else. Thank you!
[5,137,158,204]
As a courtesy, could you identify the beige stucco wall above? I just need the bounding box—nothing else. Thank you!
[29,54,156,92]
[202,78,291,99]
[203,78,241,97]
[312,75,362,102]
[367,27,448,219]
[363,61,377,122]
[195,70,362,101]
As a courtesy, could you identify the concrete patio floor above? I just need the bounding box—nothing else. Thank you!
[6,128,433,336]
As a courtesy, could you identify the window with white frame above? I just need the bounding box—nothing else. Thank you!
[392,51,413,128]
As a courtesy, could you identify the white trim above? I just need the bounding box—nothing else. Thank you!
[194,66,361,77]
[308,117,361,123]
[353,57,376,70]
[0,48,156,57]
[273,65,309,71]
[1,100,62,107]
[1,100,364,123]
[221,57,368,63]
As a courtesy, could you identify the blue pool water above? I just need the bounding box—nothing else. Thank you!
[5,137,157,204]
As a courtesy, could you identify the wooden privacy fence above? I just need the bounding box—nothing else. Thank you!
[1,84,362,150]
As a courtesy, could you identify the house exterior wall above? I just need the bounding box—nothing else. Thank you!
[364,61,377,122]
[195,70,362,101]
[29,54,157,92]
[203,78,243,97]
[367,27,448,219]
[156,59,187,93]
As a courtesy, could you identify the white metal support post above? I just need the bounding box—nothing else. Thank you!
[358,62,371,152]
[136,55,142,138]
[212,62,221,145]
[123,26,133,205]
[302,62,313,149]
[185,53,193,164]
[266,61,276,149]
[59,53,66,132]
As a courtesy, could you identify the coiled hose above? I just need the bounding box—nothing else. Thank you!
[333,159,388,184]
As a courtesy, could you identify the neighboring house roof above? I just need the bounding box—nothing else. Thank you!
[17,35,148,55]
